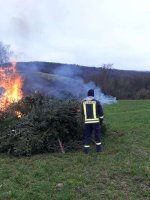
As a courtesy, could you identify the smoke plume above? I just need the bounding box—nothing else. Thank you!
[20,63,116,104]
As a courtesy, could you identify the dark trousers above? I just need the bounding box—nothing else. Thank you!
[83,123,102,152]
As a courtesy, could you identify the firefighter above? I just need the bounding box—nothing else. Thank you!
[81,89,104,154]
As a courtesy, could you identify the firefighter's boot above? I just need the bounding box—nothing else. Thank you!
[83,146,90,154]
[96,144,102,152]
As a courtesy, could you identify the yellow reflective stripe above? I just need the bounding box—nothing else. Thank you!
[83,101,99,123]
[83,103,87,121]
[85,121,99,124]
[85,118,99,121]
[93,103,96,119]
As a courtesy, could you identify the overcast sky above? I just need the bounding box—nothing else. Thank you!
[0,0,150,71]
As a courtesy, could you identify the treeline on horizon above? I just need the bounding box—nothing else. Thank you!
[16,61,150,100]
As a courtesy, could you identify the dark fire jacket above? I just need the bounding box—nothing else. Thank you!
[81,96,104,124]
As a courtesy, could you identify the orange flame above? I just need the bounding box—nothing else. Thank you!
[0,61,24,110]
[15,111,22,118]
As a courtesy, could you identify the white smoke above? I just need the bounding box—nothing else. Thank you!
[52,65,117,104]
[17,62,116,104]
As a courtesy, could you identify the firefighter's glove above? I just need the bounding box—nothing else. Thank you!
[100,118,103,125]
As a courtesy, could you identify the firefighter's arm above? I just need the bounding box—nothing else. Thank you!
[97,101,104,124]
[81,103,84,115]
[99,116,104,125]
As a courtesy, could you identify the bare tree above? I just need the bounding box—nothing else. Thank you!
[0,41,13,64]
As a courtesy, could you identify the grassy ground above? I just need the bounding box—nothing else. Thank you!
[0,100,150,200]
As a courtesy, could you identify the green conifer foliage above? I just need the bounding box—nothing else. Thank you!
[0,93,83,155]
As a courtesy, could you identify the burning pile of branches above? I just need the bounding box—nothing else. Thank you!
[0,62,83,155]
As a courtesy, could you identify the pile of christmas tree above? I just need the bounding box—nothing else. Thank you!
[0,93,83,156]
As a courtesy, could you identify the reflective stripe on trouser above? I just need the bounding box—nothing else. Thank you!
[96,142,102,152]
[83,123,101,147]
[96,142,101,145]
[84,145,90,148]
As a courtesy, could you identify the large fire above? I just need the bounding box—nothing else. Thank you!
[0,61,24,110]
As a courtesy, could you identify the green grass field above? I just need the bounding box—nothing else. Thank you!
[0,100,150,200]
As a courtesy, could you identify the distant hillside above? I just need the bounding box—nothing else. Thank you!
[15,61,150,77]
[1,61,150,99]
[2,61,149,77]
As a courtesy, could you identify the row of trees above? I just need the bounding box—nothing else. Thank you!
[81,64,150,99]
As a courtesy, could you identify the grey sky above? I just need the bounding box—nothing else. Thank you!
[0,0,150,71]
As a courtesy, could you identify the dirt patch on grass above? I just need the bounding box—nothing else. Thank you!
[112,131,125,137]
[132,176,150,193]
[110,174,149,199]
